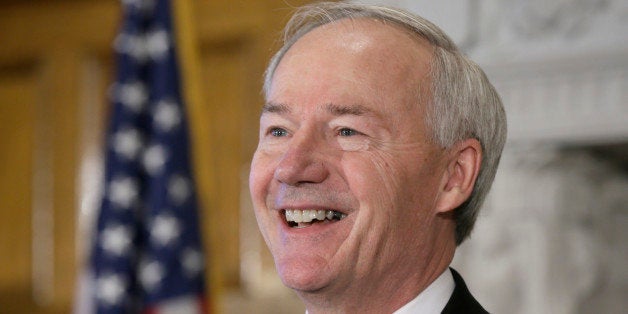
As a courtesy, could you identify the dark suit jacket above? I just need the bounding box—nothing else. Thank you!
[441,268,488,314]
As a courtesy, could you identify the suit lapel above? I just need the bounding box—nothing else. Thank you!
[441,268,488,314]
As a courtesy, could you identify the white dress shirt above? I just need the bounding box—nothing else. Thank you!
[393,268,455,314]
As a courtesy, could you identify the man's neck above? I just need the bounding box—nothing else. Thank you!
[301,224,457,313]
[301,261,454,313]
[302,267,454,314]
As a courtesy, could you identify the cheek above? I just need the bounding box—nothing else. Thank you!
[249,152,278,243]
[341,152,430,268]
[342,151,408,224]
[342,149,441,217]
[249,151,276,205]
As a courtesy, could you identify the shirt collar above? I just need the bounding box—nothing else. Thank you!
[393,268,455,314]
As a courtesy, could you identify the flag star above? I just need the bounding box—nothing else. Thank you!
[122,0,155,13]
[113,33,146,61]
[140,259,165,291]
[130,35,149,62]
[108,176,139,209]
[101,224,133,256]
[113,33,128,54]
[117,81,147,112]
[96,273,127,306]
[158,296,203,314]
[112,128,143,160]
[168,175,191,205]
[151,215,180,246]
[158,296,202,314]
[182,248,204,277]
[153,99,181,132]
[143,144,168,175]
[145,28,170,60]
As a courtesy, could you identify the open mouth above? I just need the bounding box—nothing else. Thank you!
[282,209,347,228]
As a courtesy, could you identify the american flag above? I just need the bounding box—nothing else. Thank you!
[90,0,207,313]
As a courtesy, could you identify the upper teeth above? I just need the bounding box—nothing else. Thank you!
[285,209,346,223]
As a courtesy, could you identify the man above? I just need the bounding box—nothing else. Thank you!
[249,1,506,313]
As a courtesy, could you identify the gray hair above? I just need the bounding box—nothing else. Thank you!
[263,1,507,245]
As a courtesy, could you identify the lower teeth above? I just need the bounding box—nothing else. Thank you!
[286,211,344,228]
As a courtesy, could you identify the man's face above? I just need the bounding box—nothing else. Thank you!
[249,19,452,301]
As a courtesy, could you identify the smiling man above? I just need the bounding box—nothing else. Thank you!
[249,2,506,313]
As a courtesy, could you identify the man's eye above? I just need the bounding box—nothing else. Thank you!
[270,128,288,137]
[339,128,359,136]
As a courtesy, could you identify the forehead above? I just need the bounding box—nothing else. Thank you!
[268,18,433,114]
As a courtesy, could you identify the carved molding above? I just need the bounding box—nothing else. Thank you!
[506,0,609,39]
[471,0,628,63]
[466,0,628,144]
[483,50,628,144]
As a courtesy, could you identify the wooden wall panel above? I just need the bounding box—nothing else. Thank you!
[0,66,38,313]
[0,1,119,313]
[200,40,248,289]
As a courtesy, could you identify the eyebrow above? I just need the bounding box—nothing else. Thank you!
[262,102,291,114]
[326,103,374,116]
[262,101,375,116]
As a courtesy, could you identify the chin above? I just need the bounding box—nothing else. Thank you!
[275,255,333,293]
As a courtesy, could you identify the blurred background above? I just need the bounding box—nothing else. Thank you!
[0,0,625,313]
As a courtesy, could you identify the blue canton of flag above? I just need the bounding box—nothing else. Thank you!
[91,0,207,313]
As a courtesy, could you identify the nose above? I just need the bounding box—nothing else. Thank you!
[273,131,329,186]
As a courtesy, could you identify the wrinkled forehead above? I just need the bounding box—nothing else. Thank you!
[284,17,433,70]
[268,18,434,112]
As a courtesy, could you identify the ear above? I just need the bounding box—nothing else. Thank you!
[435,138,482,213]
